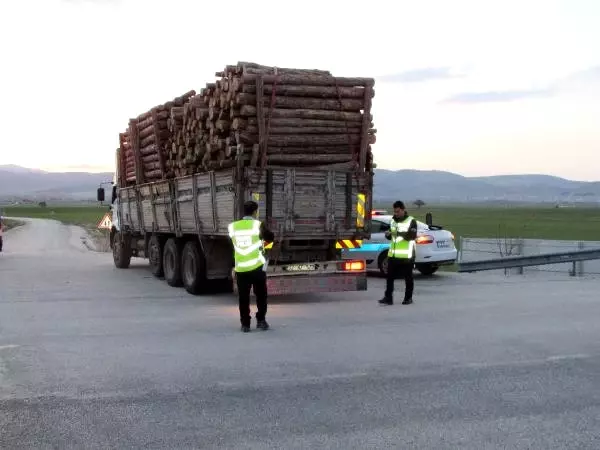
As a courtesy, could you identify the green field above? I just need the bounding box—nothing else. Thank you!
[2,205,109,228]
[2,204,599,242]
[375,205,600,242]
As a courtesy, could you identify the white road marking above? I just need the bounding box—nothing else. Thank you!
[0,345,20,351]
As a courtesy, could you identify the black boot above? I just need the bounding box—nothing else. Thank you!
[241,324,251,333]
[378,297,393,306]
[257,320,270,331]
[402,298,413,305]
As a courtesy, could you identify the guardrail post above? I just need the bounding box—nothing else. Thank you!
[577,241,584,276]
[458,236,464,263]
[516,239,524,275]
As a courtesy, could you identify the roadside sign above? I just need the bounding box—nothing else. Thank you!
[97,213,112,230]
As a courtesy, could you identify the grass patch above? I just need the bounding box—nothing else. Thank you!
[2,205,109,228]
[2,219,25,231]
[374,205,600,242]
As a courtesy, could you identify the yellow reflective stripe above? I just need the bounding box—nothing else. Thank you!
[264,242,273,249]
[233,241,263,256]
[356,193,366,228]
[237,254,266,268]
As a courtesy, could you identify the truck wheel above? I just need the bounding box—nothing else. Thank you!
[148,235,164,278]
[378,252,389,276]
[163,238,183,287]
[113,232,131,269]
[416,263,439,276]
[181,240,207,295]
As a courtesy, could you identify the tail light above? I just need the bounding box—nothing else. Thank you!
[450,233,455,240]
[342,261,365,271]
[416,234,434,245]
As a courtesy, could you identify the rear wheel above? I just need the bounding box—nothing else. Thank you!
[112,232,131,269]
[416,263,439,276]
[163,238,183,287]
[181,240,207,295]
[148,235,164,278]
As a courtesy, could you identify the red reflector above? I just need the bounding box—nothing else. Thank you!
[416,234,434,244]
[343,261,365,271]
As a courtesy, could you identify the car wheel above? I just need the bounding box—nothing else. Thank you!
[416,263,439,276]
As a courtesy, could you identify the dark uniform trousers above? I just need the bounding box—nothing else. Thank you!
[385,257,414,300]
[236,267,268,326]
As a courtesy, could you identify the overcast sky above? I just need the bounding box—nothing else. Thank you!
[1,0,599,180]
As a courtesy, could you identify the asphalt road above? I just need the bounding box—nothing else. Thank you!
[1,219,600,449]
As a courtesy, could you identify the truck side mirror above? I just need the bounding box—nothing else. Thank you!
[425,212,432,226]
[97,187,105,202]
[111,186,117,204]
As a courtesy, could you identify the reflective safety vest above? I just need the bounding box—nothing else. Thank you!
[388,216,416,259]
[228,219,266,272]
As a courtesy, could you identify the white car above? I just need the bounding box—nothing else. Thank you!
[343,215,458,275]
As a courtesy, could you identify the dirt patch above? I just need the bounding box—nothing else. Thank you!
[3,219,25,231]
[82,228,112,253]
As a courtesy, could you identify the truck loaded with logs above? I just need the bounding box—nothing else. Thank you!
[100,62,376,296]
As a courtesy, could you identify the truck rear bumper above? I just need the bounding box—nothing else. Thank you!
[266,272,367,296]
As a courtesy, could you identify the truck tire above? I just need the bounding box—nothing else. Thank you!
[163,238,183,287]
[148,235,164,278]
[181,240,207,295]
[113,232,131,269]
[416,263,439,276]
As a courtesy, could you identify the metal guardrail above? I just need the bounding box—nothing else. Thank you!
[457,248,600,273]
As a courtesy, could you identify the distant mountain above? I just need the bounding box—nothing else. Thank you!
[0,165,112,201]
[0,165,598,204]
[374,169,600,204]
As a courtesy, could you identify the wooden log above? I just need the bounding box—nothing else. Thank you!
[236,132,375,147]
[139,145,159,156]
[241,73,374,87]
[233,93,364,111]
[236,62,331,76]
[240,84,371,99]
[266,146,358,155]
[139,121,167,139]
[243,125,362,135]
[266,154,353,164]
[267,161,358,171]
[232,117,364,130]
[238,106,366,121]
[143,169,163,179]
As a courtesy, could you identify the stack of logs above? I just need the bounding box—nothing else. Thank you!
[119,62,375,185]
[119,91,196,185]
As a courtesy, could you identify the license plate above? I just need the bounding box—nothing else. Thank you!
[284,263,318,272]
[437,240,450,248]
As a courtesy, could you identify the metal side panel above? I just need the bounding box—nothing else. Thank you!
[139,184,155,233]
[174,176,195,233]
[151,181,174,233]
[119,187,139,231]
[194,170,235,235]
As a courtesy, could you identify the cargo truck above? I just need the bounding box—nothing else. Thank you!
[100,161,373,296]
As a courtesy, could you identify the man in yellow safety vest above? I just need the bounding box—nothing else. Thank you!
[228,200,275,332]
[379,200,418,306]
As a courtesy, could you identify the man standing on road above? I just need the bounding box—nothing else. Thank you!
[0,215,5,253]
[379,201,418,306]
[228,200,275,332]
